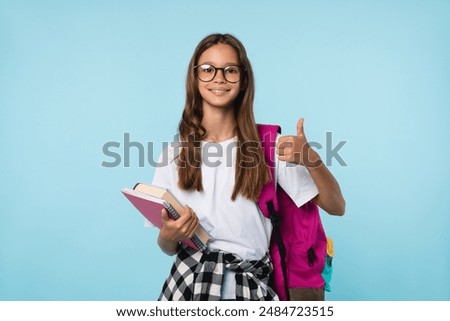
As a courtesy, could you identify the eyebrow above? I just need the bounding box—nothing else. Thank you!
[198,61,239,66]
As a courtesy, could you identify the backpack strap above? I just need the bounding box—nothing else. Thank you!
[257,124,281,218]
[257,124,290,300]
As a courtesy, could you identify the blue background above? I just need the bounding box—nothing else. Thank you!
[1,0,449,300]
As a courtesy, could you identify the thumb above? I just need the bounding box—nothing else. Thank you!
[297,118,305,137]
[161,208,170,221]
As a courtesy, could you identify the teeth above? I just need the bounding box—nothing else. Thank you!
[211,89,228,93]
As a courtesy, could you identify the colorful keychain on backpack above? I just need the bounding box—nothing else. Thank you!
[322,237,334,292]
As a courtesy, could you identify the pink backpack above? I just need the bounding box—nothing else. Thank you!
[257,124,328,300]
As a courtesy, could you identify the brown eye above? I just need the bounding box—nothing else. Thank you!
[199,64,214,73]
[225,66,239,74]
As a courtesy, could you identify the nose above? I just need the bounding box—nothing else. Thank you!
[213,68,226,83]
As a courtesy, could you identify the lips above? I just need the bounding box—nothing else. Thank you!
[208,86,230,93]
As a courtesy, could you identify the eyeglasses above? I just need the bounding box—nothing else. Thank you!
[194,64,242,83]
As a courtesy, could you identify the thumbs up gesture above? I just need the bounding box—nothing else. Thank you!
[276,118,323,168]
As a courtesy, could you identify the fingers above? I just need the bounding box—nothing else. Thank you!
[276,136,293,153]
[178,205,195,224]
[161,208,170,222]
[181,205,199,238]
[277,147,293,162]
[297,118,305,137]
[276,119,309,164]
[163,205,199,239]
[185,213,199,239]
[276,136,294,160]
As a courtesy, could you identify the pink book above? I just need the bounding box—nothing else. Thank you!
[122,183,210,251]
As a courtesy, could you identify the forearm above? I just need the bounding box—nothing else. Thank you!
[306,152,346,216]
[276,118,345,215]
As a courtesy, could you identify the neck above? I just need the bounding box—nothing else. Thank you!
[202,106,237,142]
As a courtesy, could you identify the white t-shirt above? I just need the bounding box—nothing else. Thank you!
[150,135,318,299]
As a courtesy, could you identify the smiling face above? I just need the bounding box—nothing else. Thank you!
[196,43,241,111]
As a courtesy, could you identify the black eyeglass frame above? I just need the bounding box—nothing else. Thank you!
[193,64,242,83]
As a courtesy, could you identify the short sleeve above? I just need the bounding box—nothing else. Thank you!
[275,135,319,208]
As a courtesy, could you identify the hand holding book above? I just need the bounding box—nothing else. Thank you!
[159,205,200,245]
[122,183,210,251]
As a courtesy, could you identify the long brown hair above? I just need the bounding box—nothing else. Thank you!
[177,33,270,201]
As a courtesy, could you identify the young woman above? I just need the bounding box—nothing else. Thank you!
[152,33,345,301]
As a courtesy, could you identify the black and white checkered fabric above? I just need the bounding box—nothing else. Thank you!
[158,244,279,301]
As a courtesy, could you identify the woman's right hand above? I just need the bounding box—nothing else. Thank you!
[159,205,199,244]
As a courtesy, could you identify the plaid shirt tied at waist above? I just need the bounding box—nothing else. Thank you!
[159,244,279,301]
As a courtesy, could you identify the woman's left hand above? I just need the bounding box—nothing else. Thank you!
[276,118,322,168]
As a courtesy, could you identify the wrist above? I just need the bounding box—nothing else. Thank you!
[158,232,179,255]
[304,149,323,168]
